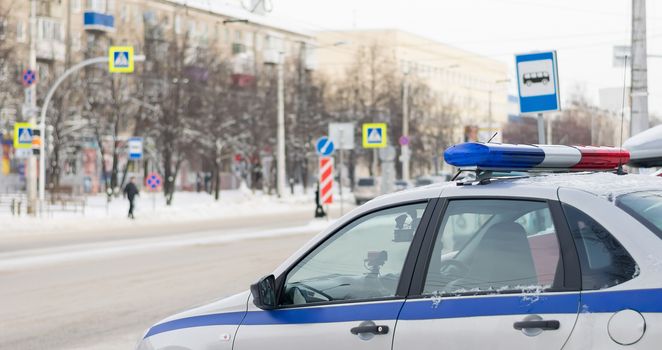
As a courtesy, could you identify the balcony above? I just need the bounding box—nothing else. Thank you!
[84,11,114,32]
[262,49,281,65]
[231,52,255,88]
[36,40,65,61]
[304,51,317,71]
[36,17,65,61]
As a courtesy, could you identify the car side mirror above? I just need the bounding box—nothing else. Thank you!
[250,275,277,310]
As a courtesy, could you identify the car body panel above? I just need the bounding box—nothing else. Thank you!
[234,299,402,350]
[138,291,250,350]
[558,187,662,349]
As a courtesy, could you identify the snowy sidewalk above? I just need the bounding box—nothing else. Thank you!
[0,187,351,237]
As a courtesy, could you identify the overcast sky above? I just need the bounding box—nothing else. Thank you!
[262,0,662,115]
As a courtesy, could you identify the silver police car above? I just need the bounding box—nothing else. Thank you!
[138,143,662,350]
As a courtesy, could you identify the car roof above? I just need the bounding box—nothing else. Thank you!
[365,172,662,209]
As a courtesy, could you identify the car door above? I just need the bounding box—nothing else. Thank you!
[393,198,582,350]
[233,201,435,350]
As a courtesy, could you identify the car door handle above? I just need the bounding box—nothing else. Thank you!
[513,320,560,331]
[350,325,389,335]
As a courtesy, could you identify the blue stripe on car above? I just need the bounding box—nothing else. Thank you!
[144,311,246,338]
[144,288,662,338]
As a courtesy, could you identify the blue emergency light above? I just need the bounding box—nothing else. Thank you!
[444,143,630,171]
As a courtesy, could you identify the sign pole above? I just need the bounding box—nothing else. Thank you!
[339,148,344,215]
[537,113,546,144]
[338,130,344,216]
[26,0,37,215]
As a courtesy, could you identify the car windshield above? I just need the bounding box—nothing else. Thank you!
[617,190,662,239]
[357,178,375,186]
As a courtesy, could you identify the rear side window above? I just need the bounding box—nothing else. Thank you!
[562,204,638,290]
[617,191,662,239]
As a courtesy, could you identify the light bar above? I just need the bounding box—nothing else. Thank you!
[444,143,630,171]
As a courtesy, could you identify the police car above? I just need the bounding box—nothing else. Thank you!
[138,143,662,350]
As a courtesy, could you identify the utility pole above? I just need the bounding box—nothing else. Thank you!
[276,52,286,197]
[27,0,38,215]
[631,0,649,137]
[401,70,410,181]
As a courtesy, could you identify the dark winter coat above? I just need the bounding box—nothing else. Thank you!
[124,182,140,201]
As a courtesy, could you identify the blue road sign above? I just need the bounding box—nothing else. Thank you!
[515,51,560,114]
[145,172,162,191]
[128,137,143,160]
[22,69,37,87]
[316,136,335,156]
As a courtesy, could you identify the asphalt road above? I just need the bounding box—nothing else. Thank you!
[0,209,336,349]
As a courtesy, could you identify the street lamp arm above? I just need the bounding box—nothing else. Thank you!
[38,55,146,201]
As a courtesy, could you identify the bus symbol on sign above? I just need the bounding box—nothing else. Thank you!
[522,71,550,86]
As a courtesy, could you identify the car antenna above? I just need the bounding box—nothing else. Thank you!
[617,54,628,176]
[487,132,499,143]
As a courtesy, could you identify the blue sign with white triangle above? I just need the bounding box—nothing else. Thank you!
[18,128,32,144]
[367,128,382,144]
[114,52,129,68]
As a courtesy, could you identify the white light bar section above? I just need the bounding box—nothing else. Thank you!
[535,145,582,168]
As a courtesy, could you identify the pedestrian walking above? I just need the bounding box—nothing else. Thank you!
[123,177,140,219]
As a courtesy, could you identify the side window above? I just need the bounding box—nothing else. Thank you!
[424,200,563,295]
[281,203,427,306]
[562,204,638,290]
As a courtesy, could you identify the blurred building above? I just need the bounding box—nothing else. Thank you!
[316,29,510,144]
[0,0,315,192]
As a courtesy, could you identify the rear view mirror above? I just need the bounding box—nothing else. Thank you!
[250,275,277,310]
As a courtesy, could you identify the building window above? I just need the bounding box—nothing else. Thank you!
[143,11,156,25]
[71,0,82,13]
[174,15,181,34]
[134,5,141,25]
[244,31,253,47]
[188,21,196,37]
[86,0,107,13]
[38,17,63,42]
[72,33,81,52]
[0,19,6,40]
[16,20,26,43]
[120,5,127,23]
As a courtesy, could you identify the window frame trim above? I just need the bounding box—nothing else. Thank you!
[274,198,439,310]
[407,196,581,299]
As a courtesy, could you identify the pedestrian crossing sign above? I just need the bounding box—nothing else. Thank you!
[362,123,387,148]
[109,46,134,73]
[13,123,33,149]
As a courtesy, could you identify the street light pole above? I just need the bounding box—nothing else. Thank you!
[27,0,37,215]
[38,55,146,202]
[401,70,410,181]
[276,52,286,197]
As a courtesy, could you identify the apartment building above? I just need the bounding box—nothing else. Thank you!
[0,0,315,123]
[0,0,316,189]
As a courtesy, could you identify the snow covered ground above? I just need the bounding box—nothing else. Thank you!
[0,185,354,236]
